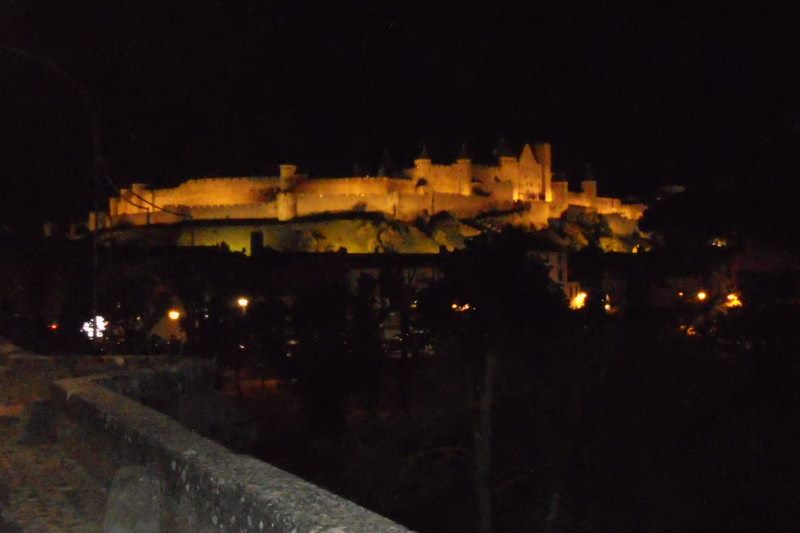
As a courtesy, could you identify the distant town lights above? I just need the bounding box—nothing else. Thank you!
[81,315,107,339]
[696,291,707,301]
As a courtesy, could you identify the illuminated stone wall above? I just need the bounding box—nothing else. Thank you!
[174,219,442,255]
[97,142,645,237]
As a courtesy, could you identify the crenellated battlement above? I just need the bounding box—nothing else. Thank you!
[97,143,645,235]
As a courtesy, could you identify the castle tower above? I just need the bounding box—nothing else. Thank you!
[533,142,553,201]
[377,150,392,177]
[455,143,472,195]
[276,191,297,221]
[496,138,518,183]
[413,145,432,181]
[518,144,539,199]
[279,164,297,190]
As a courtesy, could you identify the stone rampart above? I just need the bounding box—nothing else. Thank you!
[187,204,279,220]
[295,177,414,196]
[432,193,510,218]
[294,192,398,218]
[51,361,409,532]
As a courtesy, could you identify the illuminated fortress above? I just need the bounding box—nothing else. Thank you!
[89,143,646,254]
[96,143,644,227]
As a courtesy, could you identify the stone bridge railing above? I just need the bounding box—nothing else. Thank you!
[51,360,410,532]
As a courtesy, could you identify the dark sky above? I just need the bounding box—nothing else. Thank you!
[0,1,798,228]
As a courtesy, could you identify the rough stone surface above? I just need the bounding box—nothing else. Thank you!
[53,365,412,532]
[102,466,165,533]
[0,508,22,532]
[0,338,108,531]
[0,419,105,532]
[1,336,408,533]
[17,399,58,444]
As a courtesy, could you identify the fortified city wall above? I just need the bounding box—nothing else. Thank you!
[95,142,646,233]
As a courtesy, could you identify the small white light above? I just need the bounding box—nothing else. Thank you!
[82,315,108,339]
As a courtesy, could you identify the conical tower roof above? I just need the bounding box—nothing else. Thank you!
[494,137,514,158]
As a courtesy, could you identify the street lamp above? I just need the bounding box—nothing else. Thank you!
[237,297,250,314]
[167,309,181,321]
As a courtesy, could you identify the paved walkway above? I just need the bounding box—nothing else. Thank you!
[0,357,107,532]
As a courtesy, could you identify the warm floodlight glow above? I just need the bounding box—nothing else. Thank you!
[724,292,742,308]
[451,302,472,313]
[48,322,59,331]
[604,303,612,312]
[82,315,107,339]
[167,309,181,320]
[570,291,588,310]
[696,291,707,301]
[237,297,250,309]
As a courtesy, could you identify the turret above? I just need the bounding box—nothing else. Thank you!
[279,164,297,189]
[533,142,553,201]
[496,138,516,166]
[496,138,518,182]
[413,145,432,180]
[377,150,392,177]
[581,162,597,202]
[276,191,297,221]
[455,143,472,195]
[518,144,539,198]
[581,180,597,201]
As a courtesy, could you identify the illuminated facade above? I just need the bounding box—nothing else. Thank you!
[92,143,645,233]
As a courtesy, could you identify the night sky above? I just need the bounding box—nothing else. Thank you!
[0,1,798,231]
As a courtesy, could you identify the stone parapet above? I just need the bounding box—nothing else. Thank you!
[52,361,410,532]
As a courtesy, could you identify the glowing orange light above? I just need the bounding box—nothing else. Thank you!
[696,291,707,301]
[604,303,612,312]
[724,293,742,308]
[48,322,59,330]
[677,291,684,297]
[167,309,181,320]
[570,291,588,310]
[686,326,697,336]
[237,297,250,309]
